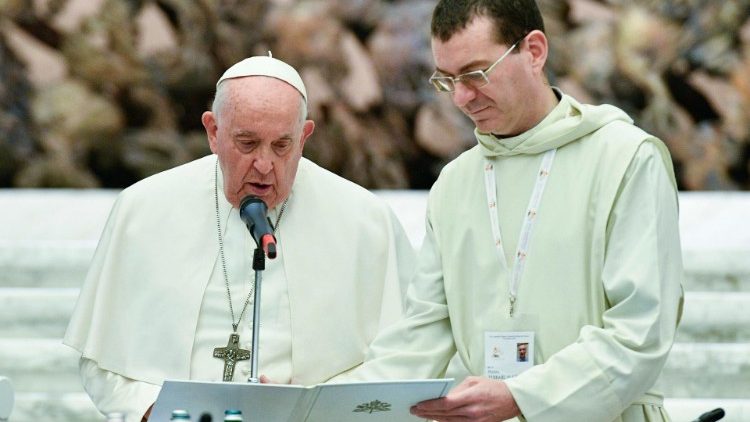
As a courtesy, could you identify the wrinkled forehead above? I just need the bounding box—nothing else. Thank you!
[211,78,304,139]
[221,77,303,115]
[226,75,302,99]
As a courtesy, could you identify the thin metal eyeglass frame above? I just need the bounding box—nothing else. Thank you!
[429,38,523,93]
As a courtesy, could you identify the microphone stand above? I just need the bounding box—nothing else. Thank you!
[247,247,265,383]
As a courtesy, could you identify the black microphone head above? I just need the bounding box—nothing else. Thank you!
[239,195,277,258]
[239,195,267,214]
[198,412,212,422]
[239,196,268,231]
[699,408,725,422]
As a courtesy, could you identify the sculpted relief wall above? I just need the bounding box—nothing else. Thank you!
[0,0,748,190]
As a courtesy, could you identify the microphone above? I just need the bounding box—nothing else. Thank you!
[691,408,725,422]
[239,196,277,259]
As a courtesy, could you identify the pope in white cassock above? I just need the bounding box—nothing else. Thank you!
[64,55,415,422]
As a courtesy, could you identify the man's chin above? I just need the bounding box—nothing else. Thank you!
[473,119,496,134]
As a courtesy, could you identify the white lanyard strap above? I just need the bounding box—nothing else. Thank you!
[484,161,506,261]
[483,149,556,317]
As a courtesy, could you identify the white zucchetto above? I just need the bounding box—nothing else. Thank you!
[216,52,307,101]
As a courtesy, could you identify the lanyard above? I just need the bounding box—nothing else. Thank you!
[483,149,556,317]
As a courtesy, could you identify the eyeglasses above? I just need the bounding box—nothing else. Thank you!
[429,39,522,93]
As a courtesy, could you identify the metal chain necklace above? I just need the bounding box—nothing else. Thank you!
[212,158,288,381]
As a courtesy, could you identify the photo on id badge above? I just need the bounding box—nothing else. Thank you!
[484,315,537,381]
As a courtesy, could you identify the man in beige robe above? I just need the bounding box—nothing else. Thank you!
[64,55,414,422]
[345,1,684,421]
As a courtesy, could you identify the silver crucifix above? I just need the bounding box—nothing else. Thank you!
[213,333,251,381]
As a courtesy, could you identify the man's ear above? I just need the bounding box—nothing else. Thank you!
[524,30,549,76]
[299,120,315,149]
[202,111,219,154]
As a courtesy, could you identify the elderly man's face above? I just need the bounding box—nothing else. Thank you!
[202,77,314,209]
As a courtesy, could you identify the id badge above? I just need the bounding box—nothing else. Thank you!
[483,313,537,380]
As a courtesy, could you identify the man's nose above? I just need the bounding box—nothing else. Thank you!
[452,82,477,108]
[253,152,273,174]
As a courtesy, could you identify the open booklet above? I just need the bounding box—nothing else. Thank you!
[149,378,454,421]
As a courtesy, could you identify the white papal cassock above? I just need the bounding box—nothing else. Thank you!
[64,155,415,421]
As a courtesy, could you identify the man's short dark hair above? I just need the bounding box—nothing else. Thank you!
[431,0,545,45]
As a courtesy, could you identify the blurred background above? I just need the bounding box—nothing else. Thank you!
[1,0,749,191]
[1,0,749,421]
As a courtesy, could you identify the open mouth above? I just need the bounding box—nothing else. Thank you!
[248,182,272,195]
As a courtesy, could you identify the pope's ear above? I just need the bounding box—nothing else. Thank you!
[299,120,315,149]
[202,111,219,153]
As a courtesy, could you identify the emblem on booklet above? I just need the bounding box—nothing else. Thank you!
[353,400,392,414]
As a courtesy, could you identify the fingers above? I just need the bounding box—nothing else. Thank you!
[410,396,476,420]
[413,396,463,413]
[410,377,515,422]
[410,403,498,422]
[413,376,482,413]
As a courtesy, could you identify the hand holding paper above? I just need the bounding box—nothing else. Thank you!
[410,376,520,422]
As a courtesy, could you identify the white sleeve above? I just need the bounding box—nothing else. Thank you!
[339,203,457,382]
[80,357,161,422]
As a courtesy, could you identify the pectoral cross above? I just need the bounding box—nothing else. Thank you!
[213,333,251,381]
